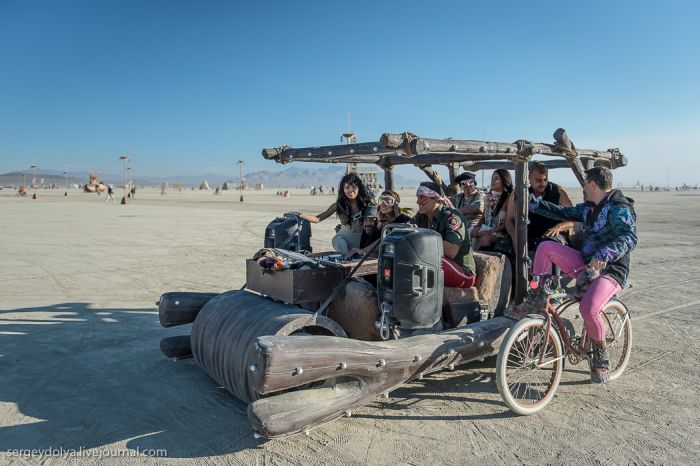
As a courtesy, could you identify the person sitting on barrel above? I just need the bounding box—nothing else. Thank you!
[413,181,477,288]
[300,172,374,255]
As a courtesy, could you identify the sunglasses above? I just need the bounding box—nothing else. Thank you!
[379,195,397,206]
[460,180,475,186]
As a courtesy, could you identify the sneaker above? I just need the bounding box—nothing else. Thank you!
[505,288,547,320]
[590,344,610,384]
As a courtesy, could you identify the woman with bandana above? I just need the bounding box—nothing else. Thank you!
[300,172,374,255]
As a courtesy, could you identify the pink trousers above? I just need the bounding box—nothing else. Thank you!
[533,241,621,342]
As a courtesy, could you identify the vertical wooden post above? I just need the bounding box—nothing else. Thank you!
[514,161,529,302]
[448,163,460,184]
[383,166,394,192]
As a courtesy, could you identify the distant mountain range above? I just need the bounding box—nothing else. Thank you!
[0,166,423,190]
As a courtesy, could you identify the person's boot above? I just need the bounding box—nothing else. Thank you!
[590,340,610,384]
[506,283,547,319]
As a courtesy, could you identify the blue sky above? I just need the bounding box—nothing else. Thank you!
[1,0,698,186]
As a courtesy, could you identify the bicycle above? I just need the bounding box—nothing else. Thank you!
[496,270,632,415]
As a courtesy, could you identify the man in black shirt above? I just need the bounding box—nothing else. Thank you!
[506,161,574,253]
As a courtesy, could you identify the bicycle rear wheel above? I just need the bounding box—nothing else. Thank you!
[496,317,564,415]
[601,299,632,381]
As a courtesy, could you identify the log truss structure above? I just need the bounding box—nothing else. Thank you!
[262,128,628,301]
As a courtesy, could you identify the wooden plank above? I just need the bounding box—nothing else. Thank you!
[383,166,394,191]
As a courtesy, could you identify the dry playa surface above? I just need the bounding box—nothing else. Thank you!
[1,187,699,464]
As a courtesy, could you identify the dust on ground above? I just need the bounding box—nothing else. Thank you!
[1,188,699,464]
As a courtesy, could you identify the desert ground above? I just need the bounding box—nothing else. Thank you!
[1,186,699,464]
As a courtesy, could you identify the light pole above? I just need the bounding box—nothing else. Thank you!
[238,160,244,202]
[119,156,129,204]
[30,164,38,199]
[63,171,68,196]
[30,164,38,189]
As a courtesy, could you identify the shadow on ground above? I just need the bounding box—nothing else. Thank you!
[0,304,542,456]
[0,303,260,457]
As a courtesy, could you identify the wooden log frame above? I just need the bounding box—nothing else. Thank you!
[513,162,529,302]
[262,132,626,169]
[247,316,512,438]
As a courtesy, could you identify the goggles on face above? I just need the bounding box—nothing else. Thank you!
[460,179,475,186]
[379,194,397,206]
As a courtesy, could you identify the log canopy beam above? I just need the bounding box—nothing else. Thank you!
[262,142,394,165]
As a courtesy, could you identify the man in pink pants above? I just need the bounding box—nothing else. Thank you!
[511,167,637,383]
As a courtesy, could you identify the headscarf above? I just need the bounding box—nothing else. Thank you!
[417,182,454,208]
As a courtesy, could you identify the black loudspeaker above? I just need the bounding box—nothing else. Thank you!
[377,225,443,330]
[264,212,312,253]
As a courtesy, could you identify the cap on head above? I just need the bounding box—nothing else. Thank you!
[454,171,477,185]
[361,205,378,219]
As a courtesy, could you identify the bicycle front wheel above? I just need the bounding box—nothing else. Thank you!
[496,317,564,415]
[602,299,632,381]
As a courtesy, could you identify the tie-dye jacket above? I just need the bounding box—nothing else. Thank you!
[529,189,637,287]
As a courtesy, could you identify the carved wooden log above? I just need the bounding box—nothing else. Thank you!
[261,143,392,164]
[247,316,512,438]
[383,166,394,191]
[190,290,346,403]
[461,159,570,172]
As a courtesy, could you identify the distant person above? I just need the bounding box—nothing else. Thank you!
[214,186,220,195]
[131,186,136,199]
[505,161,574,253]
[510,167,637,384]
[300,173,374,254]
[106,185,115,202]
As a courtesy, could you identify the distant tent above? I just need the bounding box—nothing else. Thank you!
[221,181,231,190]
[199,181,210,190]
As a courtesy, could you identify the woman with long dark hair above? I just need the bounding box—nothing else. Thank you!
[300,172,374,254]
[471,169,513,250]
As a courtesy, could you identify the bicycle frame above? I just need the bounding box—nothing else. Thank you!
[536,293,627,367]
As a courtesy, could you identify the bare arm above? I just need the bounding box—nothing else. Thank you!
[301,203,337,223]
[545,221,575,237]
[460,205,482,216]
[505,192,516,241]
[558,187,573,207]
[443,241,459,259]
